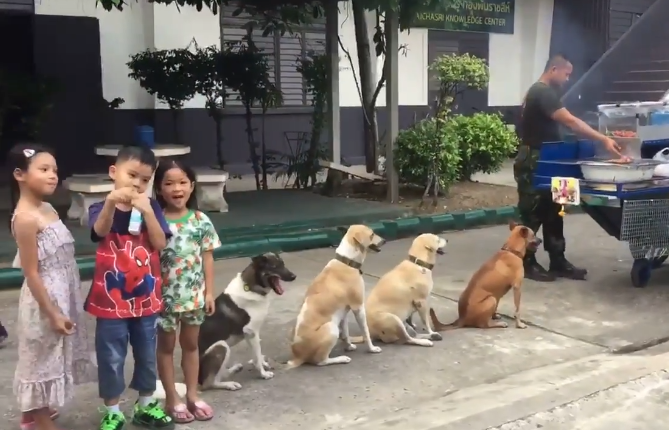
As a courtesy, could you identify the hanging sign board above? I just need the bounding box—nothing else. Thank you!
[412,0,515,34]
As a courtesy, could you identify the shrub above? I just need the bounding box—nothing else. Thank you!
[394,118,461,192]
[429,53,489,117]
[446,112,518,180]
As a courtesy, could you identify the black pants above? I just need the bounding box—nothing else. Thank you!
[517,190,566,255]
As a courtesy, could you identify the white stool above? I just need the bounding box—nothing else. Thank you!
[63,178,114,225]
[194,168,229,212]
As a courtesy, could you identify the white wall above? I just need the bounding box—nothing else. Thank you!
[488,0,554,106]
[35,0,427,111]
[34,0,219,109]
[337,2,428,108]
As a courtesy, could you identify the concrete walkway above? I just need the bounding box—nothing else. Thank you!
[472,159,516,187]
[1,214,669,429]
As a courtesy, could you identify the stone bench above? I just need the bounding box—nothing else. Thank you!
[194,168,229,212]
[63,177,114,226]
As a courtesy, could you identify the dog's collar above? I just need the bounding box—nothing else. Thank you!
[334,253,363,273]
[407,255,434,270]
[501,245,524,259]
[242,283,268,296]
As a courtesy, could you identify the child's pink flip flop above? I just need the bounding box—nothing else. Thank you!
[20,409,59,430]
[187,400,214,421]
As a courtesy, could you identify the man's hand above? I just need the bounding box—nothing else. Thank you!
[131,193,153,215]
[601,136,627,159]
[107,187,134,204]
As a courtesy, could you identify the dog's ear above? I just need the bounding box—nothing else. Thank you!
[251,254,267,265]
[519,226,529,238]
[509,220,518,231]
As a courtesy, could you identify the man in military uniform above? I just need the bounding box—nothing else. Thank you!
[516,54,623,282]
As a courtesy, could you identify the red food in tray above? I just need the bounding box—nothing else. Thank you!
[608,130,637,138]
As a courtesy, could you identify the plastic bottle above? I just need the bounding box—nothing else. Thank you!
[128,208,143,235]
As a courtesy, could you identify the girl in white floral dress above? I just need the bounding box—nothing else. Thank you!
[9,144,97,430]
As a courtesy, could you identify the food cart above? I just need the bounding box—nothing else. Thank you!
[534,102,669,288]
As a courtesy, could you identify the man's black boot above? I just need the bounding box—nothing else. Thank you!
[549,253,588,280]
[523,254,556,282]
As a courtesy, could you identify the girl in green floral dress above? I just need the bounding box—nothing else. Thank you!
[154,159,221,423]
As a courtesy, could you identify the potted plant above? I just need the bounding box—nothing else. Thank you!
[127,48,197,145]
[296,51,328,188]
[191,44,230,169]
[224,37,275,190]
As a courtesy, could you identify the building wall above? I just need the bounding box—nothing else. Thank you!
[487,0,554,107]
[609,0,656,47]
[30,0,429,173]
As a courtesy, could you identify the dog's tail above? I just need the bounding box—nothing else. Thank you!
[285,358,305,370]
[430,308,460,331]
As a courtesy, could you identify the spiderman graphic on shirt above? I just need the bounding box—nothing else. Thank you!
[85,200,171,319]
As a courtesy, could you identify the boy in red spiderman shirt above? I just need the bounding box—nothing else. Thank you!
[85,146,174,430]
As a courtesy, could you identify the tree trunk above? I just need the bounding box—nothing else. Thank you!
[214,113,224,169]
[244,106,261,190]
[352,0,379,174]
[261,112,268,190]
[171,109,182,146]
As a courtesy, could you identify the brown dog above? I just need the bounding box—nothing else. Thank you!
[430,221,541,330]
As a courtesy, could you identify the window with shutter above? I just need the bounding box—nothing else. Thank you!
[427,39,459,92]
[221,2,326,108]
[280,34,305,105]
[303,31,326,105]
[0,0,33,12]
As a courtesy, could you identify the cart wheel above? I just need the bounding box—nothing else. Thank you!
[631,259,652,288]
[652,255,668,269]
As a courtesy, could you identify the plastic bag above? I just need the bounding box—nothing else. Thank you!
[653,148,669,177]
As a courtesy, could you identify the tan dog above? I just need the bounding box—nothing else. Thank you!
[288,225,385,368]
[350,234,447,347]
[430,221,541,330]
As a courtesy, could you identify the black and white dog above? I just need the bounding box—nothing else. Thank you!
[197,252,296,391]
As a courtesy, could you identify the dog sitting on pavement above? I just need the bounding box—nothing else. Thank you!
[194,252,296,391]
[288,225,385,368]
[350,233,447,347]
[430,221,541,331]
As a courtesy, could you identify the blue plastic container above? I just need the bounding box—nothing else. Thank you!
[650,112,669,126]
[533,140,595,189]
[538,141,578,161]
[641,138,669,159]
[134,126,155,148]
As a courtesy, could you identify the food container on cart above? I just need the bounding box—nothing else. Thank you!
[578,159,661,183]
[533,140,669,288]
[597,102,669,158]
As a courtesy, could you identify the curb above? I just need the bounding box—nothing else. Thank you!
[0,205,525,289]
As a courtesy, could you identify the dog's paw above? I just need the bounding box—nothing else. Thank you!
[249,358,274,370]
[498,321,509,328]
[368,345,382,354]
[260,370,274,380]
[414,338,433,347]
[215,381,242,391]
[229,363,244,374]
[516,321,528,329]
[492,313,502,320]
[429,332,443,341]
[344,343,357,352]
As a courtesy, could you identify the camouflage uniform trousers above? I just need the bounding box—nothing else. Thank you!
[513,146,566,255]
